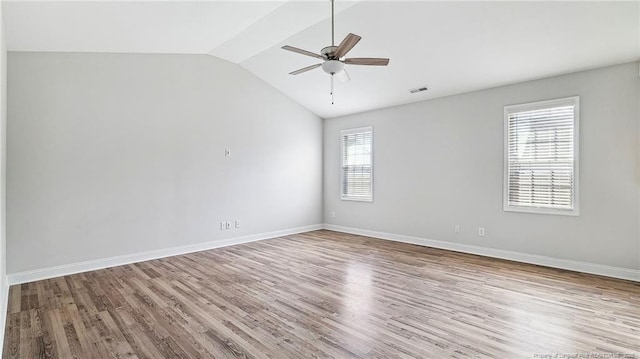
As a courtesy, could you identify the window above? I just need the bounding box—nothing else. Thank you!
[504,96,579,215]
[341,127,373,202]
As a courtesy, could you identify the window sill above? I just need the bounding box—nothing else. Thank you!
[341,196,373,203]
[503,205,579,216]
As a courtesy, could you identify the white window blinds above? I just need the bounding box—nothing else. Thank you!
[341,127,373,202]
[504,97,579,215]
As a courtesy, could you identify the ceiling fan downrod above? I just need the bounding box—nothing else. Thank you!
[331,0,335,47]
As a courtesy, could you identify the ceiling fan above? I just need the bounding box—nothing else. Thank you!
[281,0,389,104]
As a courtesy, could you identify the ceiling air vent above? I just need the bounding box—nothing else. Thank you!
[409,86,429,94]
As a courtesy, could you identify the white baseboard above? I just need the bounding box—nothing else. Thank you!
[7,224,323,285]
[7,222,639,285]
[323,224,640,282]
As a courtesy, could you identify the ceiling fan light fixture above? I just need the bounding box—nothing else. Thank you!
[322,60,344,75]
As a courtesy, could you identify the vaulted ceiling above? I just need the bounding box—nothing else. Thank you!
[4,1,639,118]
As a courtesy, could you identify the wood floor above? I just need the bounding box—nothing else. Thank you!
[3,230,640,358]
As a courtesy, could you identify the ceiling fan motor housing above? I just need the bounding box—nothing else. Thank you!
[321,46,338,59]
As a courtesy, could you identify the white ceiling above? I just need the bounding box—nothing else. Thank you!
[4,1,639,119]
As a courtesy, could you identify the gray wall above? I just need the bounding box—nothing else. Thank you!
[7,53,639,275]
[0,2,7,320]
[324,62,640,270]
[8,52,323,273]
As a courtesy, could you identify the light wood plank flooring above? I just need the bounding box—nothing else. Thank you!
[3,230,640,358]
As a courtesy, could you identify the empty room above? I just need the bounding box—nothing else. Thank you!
[0,0,638,358]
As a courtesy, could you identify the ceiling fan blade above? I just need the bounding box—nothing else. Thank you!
[333,33,361,59]
[344,58,390,66]
[282,45,324,60]
[335,69,350,82]
[289,63,322,75]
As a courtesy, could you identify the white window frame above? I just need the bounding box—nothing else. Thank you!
[340,126,373,202]
[503,96,580,216]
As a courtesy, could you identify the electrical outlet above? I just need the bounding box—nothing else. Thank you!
[235,220,240,228]
[331,211,336,218]
[478,227,485,236]
[226,222,231,229]
[220,222,225,230]
[455,225,460,233]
